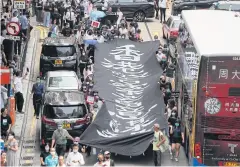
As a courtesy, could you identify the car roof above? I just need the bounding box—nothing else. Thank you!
[174,0,218,5]
[47,71,77,77]
[217,1,240,4]
[43,37,76,45]
[44,91,85,105]
[182,10,240,56]
[170,15,181,20]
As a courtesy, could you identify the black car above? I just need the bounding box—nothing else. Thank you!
[209,1,240,12]
[39,37,80,77]
[93,0,155,22]
[171,0,219,15]
[40,90,90,147]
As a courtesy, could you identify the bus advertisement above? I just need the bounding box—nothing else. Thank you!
[195,56,240,166]
[173,10,240,166]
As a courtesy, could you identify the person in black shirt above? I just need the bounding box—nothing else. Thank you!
[169,119,184,162]
[61,23,73,37]
[1,19,6,36]
[1,108,12,140]
[51,7,60,25]
[36,0,43,23]
[58,2,66,30]
[40,143,50,166]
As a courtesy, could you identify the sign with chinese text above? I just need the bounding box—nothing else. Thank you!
[5,35,20,41]
[14,0,26,9]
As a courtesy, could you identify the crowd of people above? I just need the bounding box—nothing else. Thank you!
[152,43,184,166]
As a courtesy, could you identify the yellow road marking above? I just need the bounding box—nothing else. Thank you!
[30,116,36,137]
[25,160,31,164]
[35,26,49,40]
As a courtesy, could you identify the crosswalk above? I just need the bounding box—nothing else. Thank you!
[35,26,49,40]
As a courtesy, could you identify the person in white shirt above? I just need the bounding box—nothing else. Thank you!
[65,8,76,29]
[11,11,19,23]
[66,144,85,166]
[57,156,66,167]
[83,64,93,80]
[14,71,27,113]
[102,0,109,11]
[116,8,123,27]
[159,0,167,23]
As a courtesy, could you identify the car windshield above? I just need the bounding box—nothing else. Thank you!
[42,46,76,57]
[172,20,181,28]
[48,76,78,88]
[44,105,87,119]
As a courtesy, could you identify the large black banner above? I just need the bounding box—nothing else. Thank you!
[80,40,167,156]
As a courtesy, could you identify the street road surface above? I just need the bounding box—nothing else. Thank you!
[17,15,189,166]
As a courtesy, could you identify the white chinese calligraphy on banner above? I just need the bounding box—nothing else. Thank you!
[97,45,157,138]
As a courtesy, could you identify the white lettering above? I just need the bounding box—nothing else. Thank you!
[97,45,157,138]
[219,69,228,79]
[232,70,240,79]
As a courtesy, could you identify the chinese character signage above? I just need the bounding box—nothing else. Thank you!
[209,56,240,84]
[14,0,25,9]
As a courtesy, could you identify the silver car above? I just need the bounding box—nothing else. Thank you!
[44,71,80,91]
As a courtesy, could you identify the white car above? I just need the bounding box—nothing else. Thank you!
[44,71,81,91]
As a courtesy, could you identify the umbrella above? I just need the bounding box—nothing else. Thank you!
[90,11,106,21]
[83,39,98,45]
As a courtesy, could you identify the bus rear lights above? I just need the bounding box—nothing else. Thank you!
[194,143,202,158]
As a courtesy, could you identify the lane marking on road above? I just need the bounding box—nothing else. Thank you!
[30,115,36,137]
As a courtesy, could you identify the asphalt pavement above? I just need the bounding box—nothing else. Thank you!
[15,13,189,166]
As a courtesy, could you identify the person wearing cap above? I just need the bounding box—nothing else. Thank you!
[104,151,115,167]
[31,77,44,119]
[66,144,85,166]
[51,123,74,156]
[152,123,165,166]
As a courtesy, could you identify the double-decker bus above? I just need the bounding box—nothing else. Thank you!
[174,10,240,166]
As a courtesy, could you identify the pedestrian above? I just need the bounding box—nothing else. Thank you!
[66,144,85,166]
[1,108,12,140]
[48,19,59,37]
[159,0,167,23]
[57,156,66,167]
[32,0,37,16]
[1,45,7,66]
[169,119,184,162]
[88,0,93,15]
[154,0,159,19]
[51,123,74,156]
[104,151,115,167]
[152,123,165,166]
[36,0,43,24]
[58,2,66,30]
[65,8,75,29]
[19,10,29,38]
[40,143,50,166]
[31,76,44,119]
[6,132,18,166]
[44,147,58,167]
[51,7,60,25]
[1,152,7,166]
[61,23,73,37]
[14,71,27,113]
[116,8,123,28]
[43,0,52,27]
[94,153,105,167]
[10,11,19,22]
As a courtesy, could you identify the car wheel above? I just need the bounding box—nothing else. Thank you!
[133,11,146,22]
[162,29,166,39]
